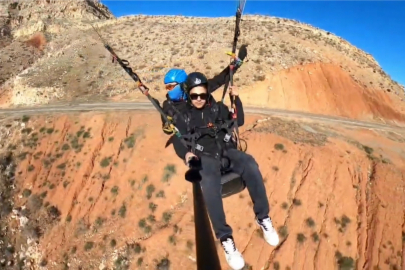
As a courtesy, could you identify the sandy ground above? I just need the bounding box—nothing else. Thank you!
[1,111,403,270]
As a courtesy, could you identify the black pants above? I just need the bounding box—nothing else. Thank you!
[199,148,270,240]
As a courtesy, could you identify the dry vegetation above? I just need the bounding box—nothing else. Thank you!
[0,112,404,270]
[0,0,404,106]
[1,2,405,270]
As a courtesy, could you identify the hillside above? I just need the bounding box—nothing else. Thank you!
[0,2,404,270]
[0,1,405,123]
[0,111,404,270]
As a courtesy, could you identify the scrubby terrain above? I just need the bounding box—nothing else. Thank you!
[1,0,405,123]
[0,112,404,270]
[1,1,405,270]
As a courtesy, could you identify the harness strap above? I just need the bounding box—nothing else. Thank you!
[167,100,183,118]
[179,118,238,172]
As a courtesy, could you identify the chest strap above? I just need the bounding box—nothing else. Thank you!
[179,118,238,156]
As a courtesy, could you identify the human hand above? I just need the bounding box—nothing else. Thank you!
[228,86,239,96]
[185,152,197,164]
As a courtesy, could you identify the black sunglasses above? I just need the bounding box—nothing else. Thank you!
[190,93,208,100]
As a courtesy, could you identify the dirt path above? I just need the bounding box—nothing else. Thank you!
[1,102,404,133]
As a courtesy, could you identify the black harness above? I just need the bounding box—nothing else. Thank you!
[166,100,182,122]
[178,104,238,173]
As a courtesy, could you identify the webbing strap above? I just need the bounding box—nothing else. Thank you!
[179,118,237,156]
[167,100,183,118]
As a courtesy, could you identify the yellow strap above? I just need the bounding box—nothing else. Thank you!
[162,123,178,135]
[169,124,177,133]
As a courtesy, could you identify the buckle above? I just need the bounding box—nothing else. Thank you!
[224,134,231,142]
[196,144,204,152]
[163,124,172,131]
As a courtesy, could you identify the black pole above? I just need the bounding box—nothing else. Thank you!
[185,159,222,270]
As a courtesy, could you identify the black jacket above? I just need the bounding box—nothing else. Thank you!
[160,64,243,126]
[172,97,244,160]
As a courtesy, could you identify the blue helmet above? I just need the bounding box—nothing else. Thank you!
[164,69,188,84]
[164,69,188,101]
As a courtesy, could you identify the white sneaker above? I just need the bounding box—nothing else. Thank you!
[256,216,280,246]
[221,236,245,270]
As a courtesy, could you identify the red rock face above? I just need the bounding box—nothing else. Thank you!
[235,62,405,124]
[1,112,403,269]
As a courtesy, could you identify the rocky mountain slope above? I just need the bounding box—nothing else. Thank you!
[0,2,404,270]
[0,1,404,123]
[1,0,113,33]
[0,0,113,91]
[0,111,404,270]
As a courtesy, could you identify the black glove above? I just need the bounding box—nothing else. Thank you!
[185,157,202,182]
